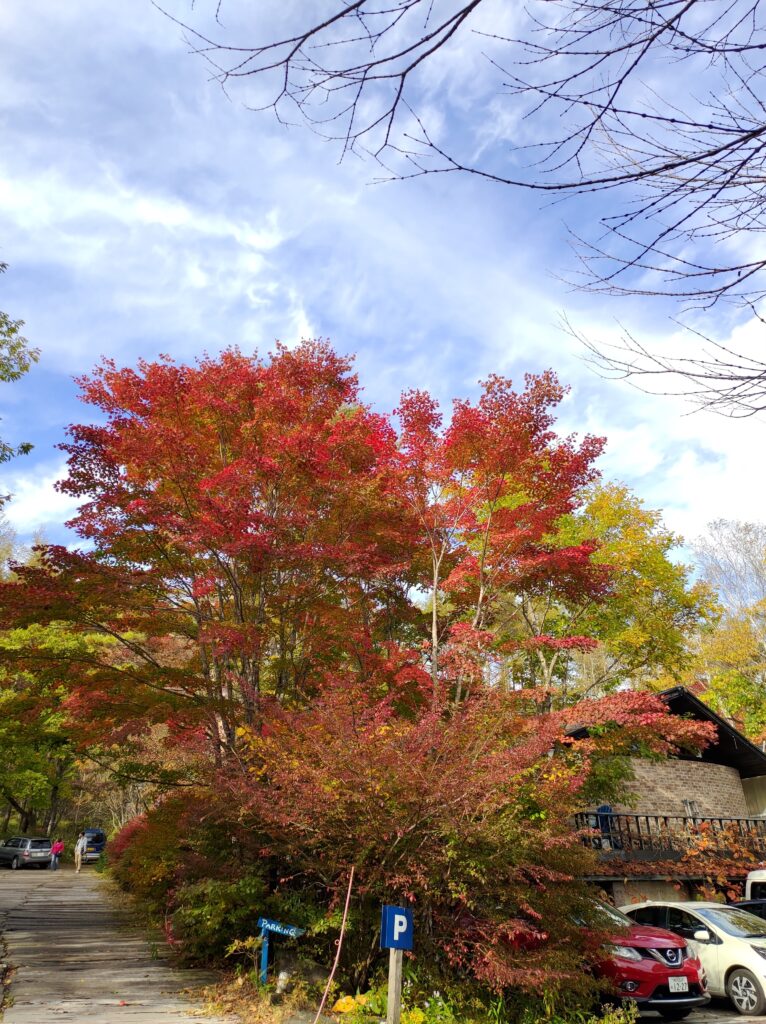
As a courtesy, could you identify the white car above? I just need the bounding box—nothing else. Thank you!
[620,901,766,1016]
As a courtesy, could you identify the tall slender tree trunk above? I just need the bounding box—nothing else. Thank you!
[431,558,440,695]
[45,761,67,836]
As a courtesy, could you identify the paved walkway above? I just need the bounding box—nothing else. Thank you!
[4,869,764,1024]
[0,866,236,1023]
[687,1005,766,1024]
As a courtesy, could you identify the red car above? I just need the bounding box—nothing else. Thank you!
[591,902,710,1020]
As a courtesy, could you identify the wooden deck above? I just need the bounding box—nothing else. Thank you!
[575,810,766,859]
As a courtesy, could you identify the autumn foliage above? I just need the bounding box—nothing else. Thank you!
[0,342,714,1002]
[228,684,712,990]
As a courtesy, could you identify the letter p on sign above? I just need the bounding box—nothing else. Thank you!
[381,905,413,951]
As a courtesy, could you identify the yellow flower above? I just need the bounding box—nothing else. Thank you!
[332,995,358,1013]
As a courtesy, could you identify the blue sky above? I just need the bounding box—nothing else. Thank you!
[1,0,764,550]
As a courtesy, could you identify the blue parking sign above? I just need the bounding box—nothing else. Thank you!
[380,905,413,951]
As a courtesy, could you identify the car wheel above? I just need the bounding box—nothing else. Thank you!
[728,969,766,1015]
[10,856,20,870]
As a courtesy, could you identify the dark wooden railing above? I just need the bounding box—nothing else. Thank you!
[574,810,766,857]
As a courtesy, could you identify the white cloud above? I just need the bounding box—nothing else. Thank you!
[0,0,764,562]
[3,464,80,536]
[550,312,766,544]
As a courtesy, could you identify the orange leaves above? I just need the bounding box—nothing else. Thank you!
[3,343,426,749]
[1,345,624,755]
[397,371,610,696]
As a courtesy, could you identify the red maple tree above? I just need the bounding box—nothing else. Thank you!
[0,342,716,1001]
[397,372,608,700]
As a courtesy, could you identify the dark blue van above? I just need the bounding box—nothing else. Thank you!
[83,828,107,862]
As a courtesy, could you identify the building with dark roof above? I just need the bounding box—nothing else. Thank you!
[575,687,766,904]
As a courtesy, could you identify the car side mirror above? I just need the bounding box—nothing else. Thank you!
[693,928,712,942]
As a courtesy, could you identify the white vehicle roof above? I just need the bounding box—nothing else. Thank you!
[621,901,732,911]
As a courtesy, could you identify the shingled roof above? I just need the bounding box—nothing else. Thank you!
[567,685,766,778]
[660,685,766,779]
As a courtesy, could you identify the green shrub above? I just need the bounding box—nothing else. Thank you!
[172,871,268,963]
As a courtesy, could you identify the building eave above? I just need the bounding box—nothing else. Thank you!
[659,686,766,779]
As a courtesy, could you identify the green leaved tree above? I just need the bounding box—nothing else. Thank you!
[669,520,766,741]
[0,622,78,834]
[492,483,716,697]
[0,262,39,477]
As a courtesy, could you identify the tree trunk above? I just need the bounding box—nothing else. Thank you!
[431,556,440,698]
[20,802,37,833]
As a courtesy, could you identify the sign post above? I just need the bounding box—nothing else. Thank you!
[380,905,413,1024]
[256,917,305,986]
[387,947,403,1024]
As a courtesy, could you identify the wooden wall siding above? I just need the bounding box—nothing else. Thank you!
[612,879,684,906]
[743,776,766,817]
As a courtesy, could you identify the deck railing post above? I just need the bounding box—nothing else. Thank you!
[574,811,766,857]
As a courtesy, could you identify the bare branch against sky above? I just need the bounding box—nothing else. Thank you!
[164,0,766,411]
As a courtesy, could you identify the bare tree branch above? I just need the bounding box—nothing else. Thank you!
[161,0,766,409]
[566,314,766,416]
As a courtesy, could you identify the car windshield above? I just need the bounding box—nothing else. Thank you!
[30,840,51,850]
[697,906,766,938]
[588,901,636,930]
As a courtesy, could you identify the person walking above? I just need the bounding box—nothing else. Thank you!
[74,832,87,873]
[49,837,64,871]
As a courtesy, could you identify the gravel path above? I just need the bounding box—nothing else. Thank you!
[0,865,236,1023]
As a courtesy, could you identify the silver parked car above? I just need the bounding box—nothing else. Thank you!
[0,836,52,869]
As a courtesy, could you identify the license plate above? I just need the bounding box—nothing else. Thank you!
[669,977,689,993]
[31,852,45,857]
